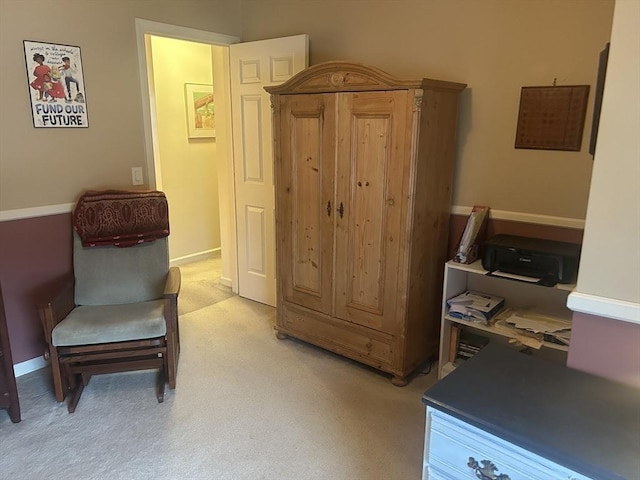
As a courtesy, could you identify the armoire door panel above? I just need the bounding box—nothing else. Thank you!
[348,114,389,313]
[335,91,410,332]
[277,94,336,315]
[292,114,322,293]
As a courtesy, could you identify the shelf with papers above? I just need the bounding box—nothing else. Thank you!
[444,314,570,352]
[438,260,575,378]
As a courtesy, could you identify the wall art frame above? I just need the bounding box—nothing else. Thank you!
[23,40,88,128]
[184,83,215,139]
[514,85,589,151]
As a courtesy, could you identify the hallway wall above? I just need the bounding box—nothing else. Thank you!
[150,36,221,262]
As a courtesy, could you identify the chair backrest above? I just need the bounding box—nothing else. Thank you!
[73,232,169,306]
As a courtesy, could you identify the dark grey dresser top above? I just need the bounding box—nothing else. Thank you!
[423,343,640,480]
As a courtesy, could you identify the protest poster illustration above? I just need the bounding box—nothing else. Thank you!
[23,40,88,128]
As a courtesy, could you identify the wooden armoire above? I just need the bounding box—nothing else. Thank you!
[265,62,466,385]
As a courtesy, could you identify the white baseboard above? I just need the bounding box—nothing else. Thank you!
[170,248,221,267]
[14,356,48,377]
[220,276,233,287]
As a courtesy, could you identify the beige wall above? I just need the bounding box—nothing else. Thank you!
[573,0,640,305]
[565,0,639,388]
[150,36,221,260]
[0,0,616,219]
[240,0,615,220]
[0,0,241,211]
[1,0,614,221]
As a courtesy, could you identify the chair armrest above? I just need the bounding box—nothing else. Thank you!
[37,275,75,345]
[163,267,181,387]
[164,266,181,299]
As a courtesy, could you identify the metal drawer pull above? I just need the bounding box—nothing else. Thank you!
[338,202,344,218]
[327,201,331,216]
[467,457,511,480]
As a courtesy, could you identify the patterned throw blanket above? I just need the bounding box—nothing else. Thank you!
[73,190,170,247]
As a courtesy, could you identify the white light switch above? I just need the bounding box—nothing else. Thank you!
[131,167,143,186]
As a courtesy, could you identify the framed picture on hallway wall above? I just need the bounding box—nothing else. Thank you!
[23,40,88,128]
[184,83,215,139]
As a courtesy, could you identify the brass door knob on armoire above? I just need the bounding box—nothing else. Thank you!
[266,61,466,386]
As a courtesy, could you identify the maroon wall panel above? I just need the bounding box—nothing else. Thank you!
[568,312,640,388]
[0,211,591,369]
[0,214,72,364]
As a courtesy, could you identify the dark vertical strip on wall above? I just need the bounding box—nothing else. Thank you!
[0,214,72,364]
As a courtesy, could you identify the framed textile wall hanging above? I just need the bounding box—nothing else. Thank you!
[515,85,589,151]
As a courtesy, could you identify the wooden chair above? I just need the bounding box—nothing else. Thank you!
[38,190,180,413]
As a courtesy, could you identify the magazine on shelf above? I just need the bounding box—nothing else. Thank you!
[446,290,505,324]
[456,331,490,362]
[454,205,489,264]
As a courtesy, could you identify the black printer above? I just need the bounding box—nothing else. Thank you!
[482,234,581,285]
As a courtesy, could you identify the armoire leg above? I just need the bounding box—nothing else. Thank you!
[391,375,408,387]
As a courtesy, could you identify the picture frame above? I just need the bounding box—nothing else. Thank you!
[184,83,215,138]
[23,40,88,128]
[589,43,610,156]
[514,85,589,151]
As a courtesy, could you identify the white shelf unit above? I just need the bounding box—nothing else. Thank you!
[438,260,575,379]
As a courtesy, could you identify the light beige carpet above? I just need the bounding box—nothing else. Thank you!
[177,255,235,315]
[1,262,437,479]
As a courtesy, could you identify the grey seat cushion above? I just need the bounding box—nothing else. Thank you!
[52,300,166,347]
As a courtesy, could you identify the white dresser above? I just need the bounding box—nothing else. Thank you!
[422,344,640,480]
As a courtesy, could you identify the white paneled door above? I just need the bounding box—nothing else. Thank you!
[230,35,308,306]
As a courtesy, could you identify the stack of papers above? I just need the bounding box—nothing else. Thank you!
[494,309,572,348]
[503,311,572,346]
[447,290,505,324]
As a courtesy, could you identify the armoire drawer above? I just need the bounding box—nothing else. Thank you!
[424,407,590,480]
[280,302,395,369]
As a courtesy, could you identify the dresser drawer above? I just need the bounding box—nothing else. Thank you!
[423,407,590,480]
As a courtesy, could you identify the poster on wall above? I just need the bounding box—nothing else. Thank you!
[23,40,88,128]
[184,83,215,138]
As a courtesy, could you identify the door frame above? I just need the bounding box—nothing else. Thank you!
[134,18,240,292]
